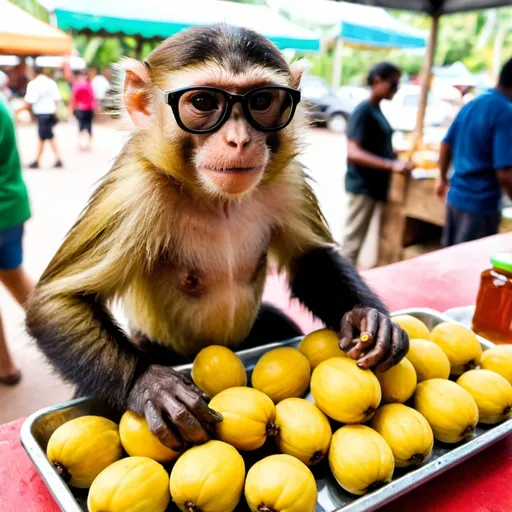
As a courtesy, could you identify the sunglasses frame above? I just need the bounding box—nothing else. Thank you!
[163,85,301,134]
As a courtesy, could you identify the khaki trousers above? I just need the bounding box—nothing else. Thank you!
[341,193,382,266]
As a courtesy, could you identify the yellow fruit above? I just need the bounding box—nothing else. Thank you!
[430,322,483,375]
[371,404,433,467]
[170,440,245,512]
[311,357,381,423]
[414,379,479,443]
[456,369,512,424]
[329,425,394,496]
[481,345,512,384]
[298,328,344,368]
[393,314,430,340]
[252,347,311,403]
[46,416,122,488]
[407,338,451,382]
[245,454,317,512]
[274,398,332,466]
[376,357,417,404]
[119,411,180,463]
[87,457,170,512]
[191,345,247,397]
[209,387,277,451]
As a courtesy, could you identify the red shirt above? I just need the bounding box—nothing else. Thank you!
[72,81,95,111]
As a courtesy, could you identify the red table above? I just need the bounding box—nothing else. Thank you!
[1,233,511,512]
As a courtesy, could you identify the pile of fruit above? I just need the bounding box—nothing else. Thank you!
[45,316,512,512]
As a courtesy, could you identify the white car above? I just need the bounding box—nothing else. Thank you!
[380,84,453,133]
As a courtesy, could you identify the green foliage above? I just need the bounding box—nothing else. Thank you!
[10,0,49,21]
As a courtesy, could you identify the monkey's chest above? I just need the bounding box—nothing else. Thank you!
[125,205,274,353]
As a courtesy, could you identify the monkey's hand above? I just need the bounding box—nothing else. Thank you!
[339,307,409,373]
[126,364,223,450]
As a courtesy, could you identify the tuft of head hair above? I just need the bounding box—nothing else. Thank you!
[499,56,512,88]
[145,23,293,88]
[367,62,401,87]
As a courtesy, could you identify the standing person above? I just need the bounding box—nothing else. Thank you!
[342,62,414,266]
[91,67,111,114]
[0,87,35,385]
[70,70,95,151]
[21,67,63,169]
[436,57,512,247]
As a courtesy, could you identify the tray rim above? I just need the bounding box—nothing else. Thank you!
[19,307,510,512]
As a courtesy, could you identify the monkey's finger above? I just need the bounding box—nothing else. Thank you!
[175,371,210,401]
[357,316,391,370]
[347,312,380,361]
[174,383,223,425]
[376,324,409,373]
[160,391,210,444]
[340,311,356,351]
[357,308,379,344]
[145,399,183,451]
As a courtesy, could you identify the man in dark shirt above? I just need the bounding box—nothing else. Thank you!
[436,57,512,246]
[342,62,414,265]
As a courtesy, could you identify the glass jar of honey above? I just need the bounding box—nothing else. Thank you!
[472,253,512,344]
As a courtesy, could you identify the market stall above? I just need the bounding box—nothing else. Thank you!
[1,233,512,511]
[0,0,72,56]
[338,0,512,265]
[268,0,427,87]
[38,0,321,54]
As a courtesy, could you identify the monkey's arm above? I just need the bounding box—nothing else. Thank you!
[271,170,408,371]
[26,166,219,445]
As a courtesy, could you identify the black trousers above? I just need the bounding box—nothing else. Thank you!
[442,203,501,248]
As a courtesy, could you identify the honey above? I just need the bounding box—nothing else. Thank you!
[472,253,512,344]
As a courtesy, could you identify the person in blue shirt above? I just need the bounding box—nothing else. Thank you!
[436,57,512,247]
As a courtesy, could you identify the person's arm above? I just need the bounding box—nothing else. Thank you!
[347,140,412,173]
[69,84,77,113]
[497,169,512,200]
[16,81,35,114]
[493,109,512,200]
[435,115,460,200]
[435,141,452,200]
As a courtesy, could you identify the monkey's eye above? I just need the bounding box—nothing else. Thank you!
[190,93,219,112]
[249,92,273,111]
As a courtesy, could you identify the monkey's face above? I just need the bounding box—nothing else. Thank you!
[122,26,304,200]
[161,66,301,199]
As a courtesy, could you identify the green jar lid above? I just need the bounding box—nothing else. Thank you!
[491,253,512,273]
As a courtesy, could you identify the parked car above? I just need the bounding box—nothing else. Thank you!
[380,84,454,133]
[300,76,359,133]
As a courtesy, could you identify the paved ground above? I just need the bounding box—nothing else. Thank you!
[0,116,376,423]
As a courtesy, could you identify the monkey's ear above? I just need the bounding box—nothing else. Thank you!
[289,58,311,89]
[121,58,152,129]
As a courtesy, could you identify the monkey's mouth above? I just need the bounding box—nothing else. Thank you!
[204,165,263,174]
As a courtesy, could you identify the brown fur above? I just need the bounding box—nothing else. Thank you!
[25,24,334,405]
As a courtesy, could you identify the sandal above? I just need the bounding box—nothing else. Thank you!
[0,369,22,386]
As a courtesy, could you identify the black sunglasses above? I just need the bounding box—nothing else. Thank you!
[163,85,301,134]
[388,80,400,89]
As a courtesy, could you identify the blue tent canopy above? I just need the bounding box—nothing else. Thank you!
[39,0,321,52]
[268,0,427,50]
[338,15,426,49]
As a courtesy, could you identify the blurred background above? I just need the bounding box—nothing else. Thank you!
[0,0,511,422]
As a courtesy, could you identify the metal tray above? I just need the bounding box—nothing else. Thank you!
[20,308,512,512]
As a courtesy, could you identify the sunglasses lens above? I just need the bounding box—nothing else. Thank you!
[178,89,227,131]
[247,88,293,130]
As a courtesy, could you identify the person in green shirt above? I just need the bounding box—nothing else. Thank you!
[0,85,35,385]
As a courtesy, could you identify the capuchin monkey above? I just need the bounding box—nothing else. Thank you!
[26,24,408,449]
